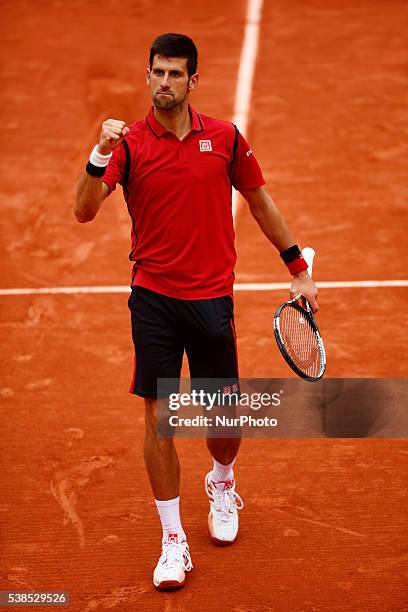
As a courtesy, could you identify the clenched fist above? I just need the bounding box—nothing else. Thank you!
[98,119,130,155]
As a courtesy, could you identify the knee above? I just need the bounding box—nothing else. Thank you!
[144,398,175,441]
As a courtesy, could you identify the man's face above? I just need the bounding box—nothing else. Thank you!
[147,55,198,111]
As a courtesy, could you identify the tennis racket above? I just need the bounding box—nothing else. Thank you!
[274,247,326,381]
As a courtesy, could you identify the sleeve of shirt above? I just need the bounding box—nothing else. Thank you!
[102,143,126,194]
[230,130,266,191]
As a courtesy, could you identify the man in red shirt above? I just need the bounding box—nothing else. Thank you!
[75,33,318,590]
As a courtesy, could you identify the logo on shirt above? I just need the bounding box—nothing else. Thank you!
[199,139,212,152]
[246,149,253,157]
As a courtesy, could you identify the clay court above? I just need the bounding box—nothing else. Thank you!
[1,0,407,610]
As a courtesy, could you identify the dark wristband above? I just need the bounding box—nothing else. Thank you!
[280,244,302,264]
[287,257,308,275]
[86,161,106,177]
[280,244,308,275]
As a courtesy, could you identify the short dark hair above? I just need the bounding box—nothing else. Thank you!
[149,33,198,77]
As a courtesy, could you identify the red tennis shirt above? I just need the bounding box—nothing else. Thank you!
[103,106,265,299]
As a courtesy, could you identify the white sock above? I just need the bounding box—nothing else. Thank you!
[211,458,236,482]
[154,496,186,542]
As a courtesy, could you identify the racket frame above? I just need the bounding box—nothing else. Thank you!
[273,294,326,381]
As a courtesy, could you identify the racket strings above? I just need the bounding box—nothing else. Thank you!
[279,305,321,378]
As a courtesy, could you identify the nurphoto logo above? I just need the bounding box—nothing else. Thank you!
[199,139,212,152]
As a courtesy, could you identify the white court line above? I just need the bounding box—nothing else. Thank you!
[232,0,263,220]
[235,280,408,290]
[0,280,406,296]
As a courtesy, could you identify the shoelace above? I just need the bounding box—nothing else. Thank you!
[160,541,193,571]
[205,473,244,522]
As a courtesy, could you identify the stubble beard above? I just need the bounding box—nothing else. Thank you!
[153,89,188,112]
[153,94,178,111]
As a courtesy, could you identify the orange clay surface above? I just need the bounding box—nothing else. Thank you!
[1,1,407,610]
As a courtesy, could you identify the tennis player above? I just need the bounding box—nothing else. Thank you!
[75,33,318,590]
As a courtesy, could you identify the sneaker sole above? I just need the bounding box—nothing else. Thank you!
[154,578,185,591]
[210,534,236,546]
[208,526,237,546]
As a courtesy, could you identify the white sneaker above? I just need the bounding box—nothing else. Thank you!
[205,471,244,545]
[153,533,193,590]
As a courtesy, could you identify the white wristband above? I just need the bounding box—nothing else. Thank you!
[89,145,112,167]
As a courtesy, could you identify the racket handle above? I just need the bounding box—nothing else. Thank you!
[302,247,315,277]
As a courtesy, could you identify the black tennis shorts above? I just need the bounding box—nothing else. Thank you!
[128,286,239,398]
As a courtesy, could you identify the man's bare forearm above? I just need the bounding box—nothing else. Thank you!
[241,186,319,311]
[74,119,129,223]
[74,172,106,223]
[242,187,295,252]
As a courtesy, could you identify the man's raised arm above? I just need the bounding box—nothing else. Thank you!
[74,119,129,223]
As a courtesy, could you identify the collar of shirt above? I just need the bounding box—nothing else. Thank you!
[145,105,205,139]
